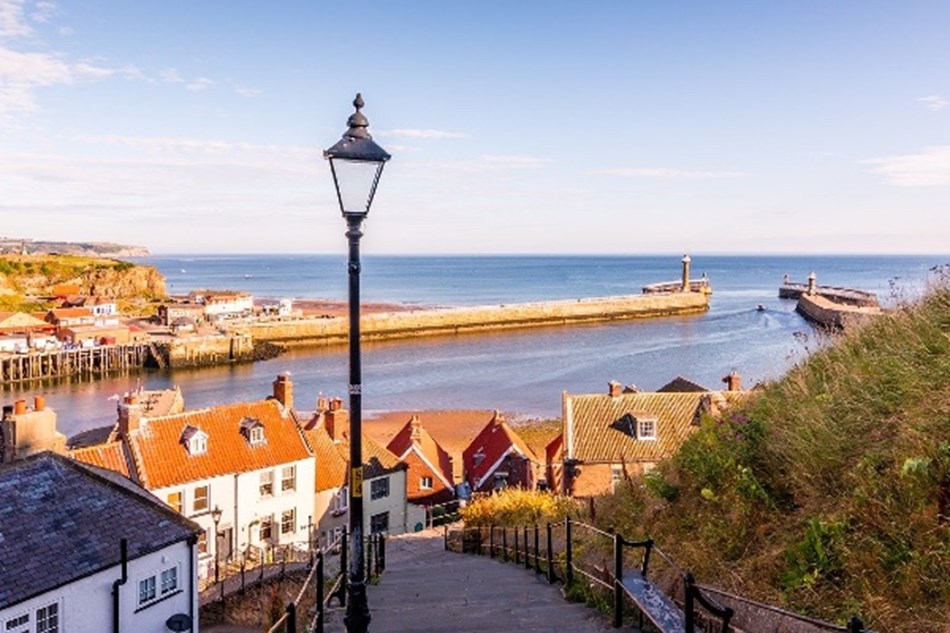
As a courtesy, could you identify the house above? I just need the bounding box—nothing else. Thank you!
[386,415,455,505]
[0,452,201,633]
[0,312,57,352]
[0,396,66,463]
[44,307,96,329]
[70,376,316,581]
[187,290,253,321]
[302,397,418,545]
[549,377,750,497]
[158,302,206,327]
[462,411,539,493]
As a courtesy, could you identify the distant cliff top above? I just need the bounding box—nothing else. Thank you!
[0,238,149,258]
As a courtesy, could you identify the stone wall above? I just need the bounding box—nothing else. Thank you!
[231,292,710,346]
[163,333,256,368]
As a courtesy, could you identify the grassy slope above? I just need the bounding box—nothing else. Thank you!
[594,286,950,632]
[0,254,138,311]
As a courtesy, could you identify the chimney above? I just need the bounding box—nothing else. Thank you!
[608,381,622,398]
[34,396,45,412]
[410,415,422,442]
[14,399,26,415]
[325,398,349,442]
[272,374,294,411]
[316,395,329,413]
[722,371,742,392]
[682,254,691,292]
[117,393,143,436]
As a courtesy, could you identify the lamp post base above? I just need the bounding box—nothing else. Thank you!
[344,580,371,633]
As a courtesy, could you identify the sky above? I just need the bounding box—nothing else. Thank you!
[0,1,948,256]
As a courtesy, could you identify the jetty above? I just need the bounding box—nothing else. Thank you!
[781,273,882,329]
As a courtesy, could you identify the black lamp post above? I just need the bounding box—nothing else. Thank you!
[210,505,223,584]
[324,93,391,633]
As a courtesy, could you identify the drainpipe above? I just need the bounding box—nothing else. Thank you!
[112,538,128,633]
[188,534,197,628]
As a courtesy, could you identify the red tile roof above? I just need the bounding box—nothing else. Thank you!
[68,441,132,478]
[387,415,454,489]
[302,423,405,493]
[126,400,311,489]
[462,413,537,488]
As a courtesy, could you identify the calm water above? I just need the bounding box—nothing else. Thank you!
[8,254,946,438]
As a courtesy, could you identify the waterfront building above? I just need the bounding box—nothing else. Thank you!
[0,452,201,633]
[302,397,419,545]
[386,415,456,505]
[462,411,540,493]
[548,377,750,497]
[186,289,253,321]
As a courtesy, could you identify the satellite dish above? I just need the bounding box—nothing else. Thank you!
[165,614,192,631]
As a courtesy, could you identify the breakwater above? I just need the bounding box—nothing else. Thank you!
[795,294,882,329]
[226,291,710,347]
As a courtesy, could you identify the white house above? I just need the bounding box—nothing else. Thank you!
[112,382,316,578]
[187,290,253,321]
[0,452,201,633]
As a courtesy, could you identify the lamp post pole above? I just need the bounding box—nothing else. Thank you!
[211,506,222,584]
[325,93,391,633]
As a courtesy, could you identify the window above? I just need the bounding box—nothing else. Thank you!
[370,477,390,500]
[4,613,29,633]
[611,465,624,492]
[281,465,296,492]
[35,603,59,633]
[259,517,273,541]
[493,473,508,490]
[250,426,265,445]
[420,476,433,490]
[260,470,274,497]
[370,512,389,534]
[161,567,178,595]
[167,491,182,514]
[197,529,209,554]
[281,508,295,535]
[637,418,657,440]
[332,487,348,515]
[193,485,209,513]
[138,576,157,606]
[190,435,207,454]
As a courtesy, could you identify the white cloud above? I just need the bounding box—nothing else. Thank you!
[74,60,115,78]
[160,67,184,83]
[30,0,55,24]
[479,154,553,168]
[382,128,468,140]
[865,145,950,186]
[0,0,30,38]
[186,76,213,91]
[235,85,261,97]
[594,167,746,179]
[918,95,949,111]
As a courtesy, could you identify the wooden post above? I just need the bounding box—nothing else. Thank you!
[546,523,555,583]
[613,533,623,628]
[489,525,495,558]
[476,526,483,556]
[514,528,520,565]
[565,517,573,585]
[443,524,448,551]
[315,552,325,633]
[523,526,530,570]
[240,558,246,594]
[534,524,541,574]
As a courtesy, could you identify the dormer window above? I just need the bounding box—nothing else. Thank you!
[240,417,266,446]
[637,418,657,440]
[610,413,657,440]
[180,425,208,455]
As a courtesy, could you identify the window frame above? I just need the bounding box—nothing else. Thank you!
[167,490,182,514]
[3,612,30,633]
[35,602,59,633]
[370,477,390,500]
[420,475,433,490]
[370,511,389,534]
[138,575,157,606]
[260,470,274,497]
[249,426,265,445]
[280,508,296,535]
[281,465,296,493]
[259,516,273,542]
[160,566,179,595]
[637,418,657,440]
[197,529,209,555]
[192,485,209,513]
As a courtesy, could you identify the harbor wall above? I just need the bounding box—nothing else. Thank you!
[796,294,882,329]
[230,292,710,346]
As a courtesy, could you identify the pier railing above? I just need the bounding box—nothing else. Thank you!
[446,519,871,633]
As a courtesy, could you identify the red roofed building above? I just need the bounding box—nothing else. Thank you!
[462,412,539,493]
[386,415,455,505]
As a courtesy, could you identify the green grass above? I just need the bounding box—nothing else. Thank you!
[592,282,950,632]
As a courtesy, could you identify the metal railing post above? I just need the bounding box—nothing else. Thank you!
[565,517,573,585]
[847,616,865,633]
[443,524,448,551]
[514,527,520,565]
[685,572,695,633]
[613,533,623,628]
[489,525,495,558]
[546,523,555,583]
[523,526,531,570]
[477,526,483,556]
[240,558,246,594]
[338,531,348,608]
[379,535,386,573]
[534,524,541,574]
[285,602,297,633]
[316,551,325,633]
[366,534,374,579]
[502,527,508,562]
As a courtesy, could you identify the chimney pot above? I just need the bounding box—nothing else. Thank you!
[14,399,26,415]
[608,381,622,398]
[34,396,45,411]
[722,371,742,392]
[317,396,329,412]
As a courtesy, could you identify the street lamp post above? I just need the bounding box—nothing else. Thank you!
[210,505,223,584]
[324,93,391,633]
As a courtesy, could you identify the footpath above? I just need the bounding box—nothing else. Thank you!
[324,527,611,633]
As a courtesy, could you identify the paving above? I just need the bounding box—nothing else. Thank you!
[323,527,612,633]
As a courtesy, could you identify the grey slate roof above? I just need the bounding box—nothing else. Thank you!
[0,452,201,609]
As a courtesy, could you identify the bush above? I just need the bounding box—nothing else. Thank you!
[461,488,578,527]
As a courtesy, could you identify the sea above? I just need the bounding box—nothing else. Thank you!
[11,254,947,439]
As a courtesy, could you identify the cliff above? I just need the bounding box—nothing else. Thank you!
[0,237,149,258]
[0,254,166,302]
